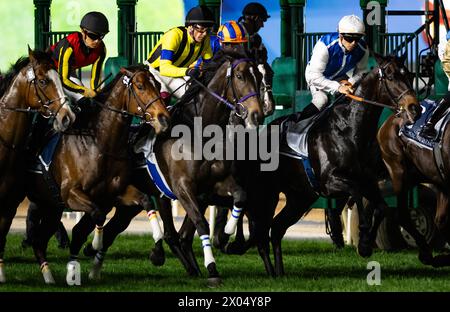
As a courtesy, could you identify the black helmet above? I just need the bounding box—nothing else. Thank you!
[242,2,270,21]
[185,5,215,27]
[80,11,109,35]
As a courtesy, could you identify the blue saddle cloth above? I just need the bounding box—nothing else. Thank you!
[400,99,439,148]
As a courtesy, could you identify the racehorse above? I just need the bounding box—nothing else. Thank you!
[81,50,264,286]
[24,65,170,284]
[239,54,421,277]
[0,48,75,283]
[378,84,450,267]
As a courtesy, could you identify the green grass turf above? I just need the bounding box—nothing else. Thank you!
[0,233,450,292]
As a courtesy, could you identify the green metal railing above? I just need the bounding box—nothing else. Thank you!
[129,31,163,64]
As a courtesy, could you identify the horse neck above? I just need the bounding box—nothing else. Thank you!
[195,66,231,128]
[95,84,131,153]
[0,72,33,147]
[343,72,384,139]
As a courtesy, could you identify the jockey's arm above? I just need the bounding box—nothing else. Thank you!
[305,41,341,94]
[90,46,106,90]
[57,44,87,94]
[348,47,369,86]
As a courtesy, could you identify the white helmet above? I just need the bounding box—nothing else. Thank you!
[338,15,365,35]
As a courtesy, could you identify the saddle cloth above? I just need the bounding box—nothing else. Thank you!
[134,132,177,200]
[400,99,450,148]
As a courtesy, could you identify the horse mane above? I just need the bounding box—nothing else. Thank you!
[0,50,53,98]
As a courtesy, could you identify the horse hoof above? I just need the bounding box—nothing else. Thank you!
[149,250,165,267]
[83,244,97,258]
[207,277,222,288]
[357,244,373,258]
[418,251,433,265]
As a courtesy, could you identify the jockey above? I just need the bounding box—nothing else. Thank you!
[145,5,215,102]
[303,15,369,119]
[49,11,108,106]
[420,30,450,140]
[238,2,274,114]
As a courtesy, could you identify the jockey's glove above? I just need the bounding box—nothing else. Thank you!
[338,83,354,95]
[83,88,97,98]
[186,68,201,79]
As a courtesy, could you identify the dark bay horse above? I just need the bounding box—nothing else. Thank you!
[241,54,421,277]
[24,65,170,284]
[378,90,450,267]
[0,48,75,283]
[82,50,264,286]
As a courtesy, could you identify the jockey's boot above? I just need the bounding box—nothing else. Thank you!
[301,103,320,120]
[420,97,450,141]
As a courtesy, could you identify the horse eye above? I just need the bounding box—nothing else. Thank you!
[236,73,243,80]
[136,83,143,90]
[39,79,47,85]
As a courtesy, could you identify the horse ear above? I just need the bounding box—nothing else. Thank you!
[372,51,386,65]
[28,45,36,63]
[120,67,133,77]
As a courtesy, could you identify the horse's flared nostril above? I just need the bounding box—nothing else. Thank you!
[251,111,262,126]
[62,115,71,129]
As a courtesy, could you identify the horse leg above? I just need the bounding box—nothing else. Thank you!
[177,183,221,286]
[271,190,315,276]
[31,204,62,284]
[396,188,434,265]
[155,198,197,275]
[212,206,228,249]
[0,200,21,283]
[430,191,450,267]
[178,215,202,276]
[87,205,139,280]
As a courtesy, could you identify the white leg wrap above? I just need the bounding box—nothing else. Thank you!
[89,254,104,281]
[147,210,164,242]
[41,262,55,284]
[92,225,103,251]
[224,206,243,235]
[200,235,215,268]
[66,260,81,286]
[0,261,5,283]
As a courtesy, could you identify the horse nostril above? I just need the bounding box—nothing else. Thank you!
[252,111,261,126]
[62,115,71,128]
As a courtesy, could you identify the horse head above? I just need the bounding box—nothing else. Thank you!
[119,66,170,134]
[373,53,421,124]
[205,52,264,129]
[26,47,76,131]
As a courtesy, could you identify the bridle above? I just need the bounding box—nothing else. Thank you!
[0,65,69,119]
[98,70,162,124]
[190,58,260,119]
[377,61,415,114]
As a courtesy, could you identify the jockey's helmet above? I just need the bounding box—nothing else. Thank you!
[217,21,248,44]
[80,11,109,35]
[185,5,215,27]
[338,15,365,35]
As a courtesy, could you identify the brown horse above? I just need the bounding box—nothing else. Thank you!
[24,65,170,284]
[0,48,75,283]
[232,54,421,277]
[378,93,450,266]
[80,50,264,286]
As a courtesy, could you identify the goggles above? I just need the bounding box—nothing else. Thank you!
[342,34,363,43]
[83,30,105,41]
[193,24,211,34]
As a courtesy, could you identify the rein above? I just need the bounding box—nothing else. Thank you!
[189,58,260,118]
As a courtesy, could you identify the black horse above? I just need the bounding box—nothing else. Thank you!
[226,54,422,277]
